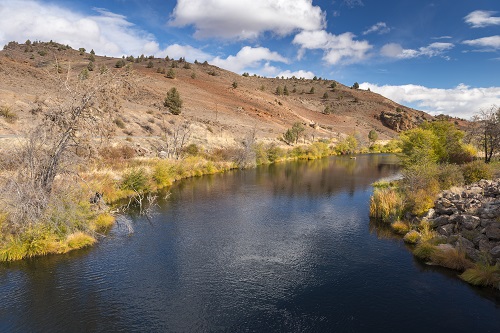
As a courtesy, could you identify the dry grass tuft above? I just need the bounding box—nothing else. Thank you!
[369,187,404,223]
[391,220,410,234]
[460,263,500,289]
[66,232,96,250]
[403,230,421,244]
[430,247,474,271]
[413,242,437,260]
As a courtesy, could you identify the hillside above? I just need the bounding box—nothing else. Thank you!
[0,41,434,151]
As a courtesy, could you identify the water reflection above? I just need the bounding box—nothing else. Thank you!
[1,154,500,332]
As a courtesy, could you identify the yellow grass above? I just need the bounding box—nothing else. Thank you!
[391,220,410,234]
[369,187,404,223]
[403,230,421,244]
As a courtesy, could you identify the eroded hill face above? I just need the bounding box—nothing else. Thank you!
[0,41,433,149]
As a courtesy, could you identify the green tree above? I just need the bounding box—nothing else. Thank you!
[78,47,86,55]
[335,134,358,154]
[166,68,176,79]
[352,82,359,89]
[283,122,305,145]
[147,60,154,68]
[275,86,283,96]
[330,82,337,90]
[164,87,183,115]
[90,49,95,55]
[322,92,329,99]
[309,87,315,94]
[283,85,289,96]
[232,81,238,89]
[87,61,95,72]
[368,130,378,145]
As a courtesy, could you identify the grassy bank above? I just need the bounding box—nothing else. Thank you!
[369,121,500,289]
[0,138,397,262]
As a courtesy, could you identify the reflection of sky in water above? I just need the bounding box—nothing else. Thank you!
[2,155,500,332]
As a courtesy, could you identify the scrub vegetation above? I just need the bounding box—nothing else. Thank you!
[370,115,500,289]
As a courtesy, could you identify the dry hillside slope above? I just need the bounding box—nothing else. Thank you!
[0,41,434,151]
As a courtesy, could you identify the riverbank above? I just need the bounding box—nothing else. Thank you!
[0,141,398,262]
[370,162,500,290]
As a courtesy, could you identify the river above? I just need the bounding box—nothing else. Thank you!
[1,154,499,332]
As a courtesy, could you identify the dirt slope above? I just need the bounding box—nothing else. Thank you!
[0,41,434,150]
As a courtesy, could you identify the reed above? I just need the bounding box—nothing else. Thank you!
[369,187,404,223]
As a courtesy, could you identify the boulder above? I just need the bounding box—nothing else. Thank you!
[431,215,451,228]
[437,224,455,237]
[485,225,500,241]
[490,245,500,259]
[455,215,481,230]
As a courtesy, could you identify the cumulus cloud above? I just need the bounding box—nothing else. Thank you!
[211,46,288,73]
[359,82,500,118]
[293,30,372,65]
[0,1,160,57]
[463,36,500,50]
[156,44,211,62]
[277,70,315,79]
[380,42,454,59]
[362,22,390,35]
[0,1,212,61]
[169,0,325,40]
[465,10,500,28]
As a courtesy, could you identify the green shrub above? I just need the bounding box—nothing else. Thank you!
[153,161,175,187]
[437,163,464,189]
[182,143,200,157]
[121,168,150,192]
[462,160,492,184]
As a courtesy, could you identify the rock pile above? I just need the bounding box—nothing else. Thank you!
[426,179,500,264]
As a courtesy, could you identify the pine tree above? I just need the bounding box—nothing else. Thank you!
[164,87,183,115]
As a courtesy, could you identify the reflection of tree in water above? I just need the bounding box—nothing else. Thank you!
[266,155,400,198]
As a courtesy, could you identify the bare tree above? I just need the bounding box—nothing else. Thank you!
[159,119,192,159]
[470,105,500,163]
[0,64,129,231]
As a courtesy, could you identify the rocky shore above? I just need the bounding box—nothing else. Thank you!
[426,179,500,265]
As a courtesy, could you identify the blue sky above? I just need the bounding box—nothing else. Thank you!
[1,0,499,118]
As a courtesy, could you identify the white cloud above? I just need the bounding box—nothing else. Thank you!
[169,0,326,40]
[293,30,372,65]
[156,44,211,62]
[211,46,288,73]
[381,42,454,59]
[359,82,500,118]
[465,10,500,28]
[463,36,500,50]
[0,1,160,57]
[363,22,390,35]
[432,36,453,40]
[0,1,212,62]
[277,70,315,79]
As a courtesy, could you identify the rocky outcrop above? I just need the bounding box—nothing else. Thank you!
[426,179,500,264]
[379,111,420,132]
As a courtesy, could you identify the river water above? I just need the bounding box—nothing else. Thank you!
[1,154,499,332]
